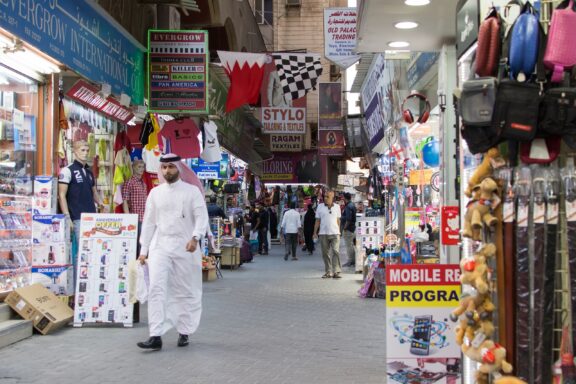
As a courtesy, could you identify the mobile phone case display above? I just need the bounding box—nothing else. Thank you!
[355,217,386,273]
[210,217,223,253]
[31,214,72,296]
[73,213,138,327]
[0,194,32,294]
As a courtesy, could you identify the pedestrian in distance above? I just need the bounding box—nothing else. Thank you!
[313,190,342,279]
[302,204,316,255]
[137,154,209,351]
[341,192,357,267]
[281,201,301,261]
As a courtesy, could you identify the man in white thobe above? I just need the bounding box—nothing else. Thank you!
[137,153,209,351]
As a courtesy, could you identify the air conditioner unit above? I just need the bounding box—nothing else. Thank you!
[286,0,301,7]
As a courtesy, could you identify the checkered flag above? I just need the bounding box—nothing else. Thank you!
[272,53,323,101]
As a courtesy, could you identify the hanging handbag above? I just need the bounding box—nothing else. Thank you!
[544,0,576,83]
[508,1,541,81]
[459,77,503,154]
[491,79,540,141]
[476,7,504,77]
[539,87,576,138]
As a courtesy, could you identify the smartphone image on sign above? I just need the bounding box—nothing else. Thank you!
[410,315,432,356]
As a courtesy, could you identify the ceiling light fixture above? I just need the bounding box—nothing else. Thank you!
[405,0,430,6]
[388,41,410,48]
[394,21,419,29]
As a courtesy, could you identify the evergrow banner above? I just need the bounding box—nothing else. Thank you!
[324,8,360,69]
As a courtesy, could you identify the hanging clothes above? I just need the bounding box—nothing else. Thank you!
[160,118,201,159]
[201,120,222,163]
[145,114,162,151]
[139,114,154,147]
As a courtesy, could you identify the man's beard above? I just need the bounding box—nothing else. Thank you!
[163,171,179,183]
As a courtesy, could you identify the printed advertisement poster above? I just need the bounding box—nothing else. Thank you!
[441,207,460,246]
[386,265,462,384]
[188,153,229,180]
[324,8,360,69]
[260,61,306,135]
[270,134,303,152]
[318,82,342,130]
[73,214,139,327]
[318,130,345,156]
[148,30,209,113]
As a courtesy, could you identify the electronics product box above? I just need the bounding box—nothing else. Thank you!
[33,176,57,214]
[31,264,74,296]
[220,246,240,268]
[32,214,69,244]
[5,283,74,335]
[32,243,68,265]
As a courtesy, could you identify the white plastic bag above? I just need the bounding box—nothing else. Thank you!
[249,230,258,241]
[136,263,150,304]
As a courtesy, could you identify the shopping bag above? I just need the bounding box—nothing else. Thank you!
[136,263,150,304]
[249,230,258,241]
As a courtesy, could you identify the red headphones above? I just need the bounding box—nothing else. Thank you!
[401,93,431,124]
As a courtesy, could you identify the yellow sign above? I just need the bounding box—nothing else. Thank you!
[386,285,460,307]
[409,169,433,185]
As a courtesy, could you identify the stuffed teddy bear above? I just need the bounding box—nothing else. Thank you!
[494,376,528,384]
[463,178,500,241]
[460,243,496,294]
[462,339,513,375]
[451,294,496,344]
[465,147,505,198]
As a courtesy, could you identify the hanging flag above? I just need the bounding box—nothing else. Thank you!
[217,51,267,113]
[272,53,323,101]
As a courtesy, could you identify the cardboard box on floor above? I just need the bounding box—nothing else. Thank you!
[5,283,73,335]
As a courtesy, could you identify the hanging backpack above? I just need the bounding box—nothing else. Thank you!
[508,1,541,81]
[476,7,504,77]
[544,0,576,83]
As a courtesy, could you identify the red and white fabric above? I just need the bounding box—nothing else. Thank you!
[217,51,267,113]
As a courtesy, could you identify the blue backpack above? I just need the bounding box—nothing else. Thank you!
[508,2,544,80]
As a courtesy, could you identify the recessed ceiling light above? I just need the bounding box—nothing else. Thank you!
[405,0,430,6]
[394,21,419,29]
[388,41,410,48]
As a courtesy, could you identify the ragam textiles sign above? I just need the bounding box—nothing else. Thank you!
[324,8,360,69]
[270,135,303,152]
[147,30,209,113]
[66,80,134,124]
[0,0,145,104]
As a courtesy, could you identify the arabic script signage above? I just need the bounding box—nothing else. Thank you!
[324,8,360,69]
[0,0,145,104]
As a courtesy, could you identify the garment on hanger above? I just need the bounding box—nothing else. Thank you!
[142,145,161,174]
[144,114,162,151]
[160,118,201,159]
[139,114,154,147]
[201,120,222,163]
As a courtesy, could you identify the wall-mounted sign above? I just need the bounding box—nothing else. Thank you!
[261,108,306,134]
[318,130,345,156]
[148,30,209,114]
[0,0,145,104]
[318,82,342,130]
[456,0,479,58]
[407,52,440,89]
[324,8,360,69]
[441,206,460,245]
[270,135,303,152]
[66,80,134,124]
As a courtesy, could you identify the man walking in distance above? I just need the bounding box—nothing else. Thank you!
[137,154,209,351]
[313,190,342,279]
[122,159,148,323]
[281,202,301,261]
[341,193,357,268]
[255,202,269,255]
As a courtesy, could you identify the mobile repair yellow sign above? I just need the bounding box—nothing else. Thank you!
[386,265,461,308]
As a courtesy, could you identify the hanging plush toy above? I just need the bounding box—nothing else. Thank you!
[460,243,496,294]
[463,178,500,241]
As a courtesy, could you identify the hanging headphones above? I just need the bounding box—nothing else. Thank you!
[401,93,431,124]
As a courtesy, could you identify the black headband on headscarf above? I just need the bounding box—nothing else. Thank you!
[160,154,182,163]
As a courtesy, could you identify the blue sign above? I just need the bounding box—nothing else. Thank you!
[407,52,440,89]
[0,0,145,104]
[364,93,385,150]
[188,154,229,180]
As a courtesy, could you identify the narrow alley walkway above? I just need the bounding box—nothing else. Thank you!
[0,245,386,384]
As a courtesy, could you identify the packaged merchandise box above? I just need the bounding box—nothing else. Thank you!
[33,176,57,215]
[202,268,217,282]
[5,283,74,335]
[32,214,69,244]
[220,246,240,268]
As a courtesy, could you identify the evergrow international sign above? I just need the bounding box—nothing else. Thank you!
[148,30,209,114]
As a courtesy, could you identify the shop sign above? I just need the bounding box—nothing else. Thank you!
[147,30,209,114]
[270,135,303,152]
[0,0,145,104]
[261,158,295,182]
[385,265,462,381]
[441,206,460,245]
[456,0,479,58]
[188,154,229,180]
[324,8,360,69]
[261,108,306,134]
[318,130,345,156]
[407,52,440,89]
[318,82,342,130]
[66,80,134,124]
